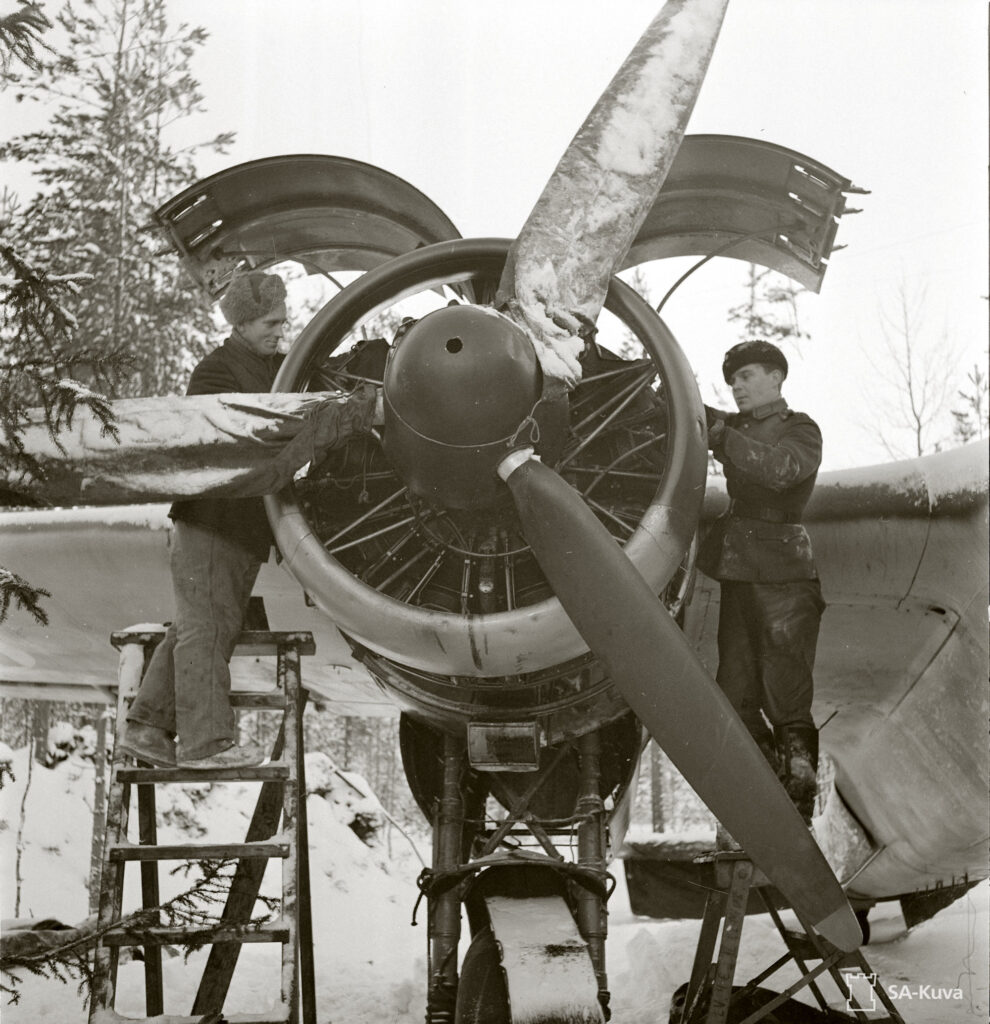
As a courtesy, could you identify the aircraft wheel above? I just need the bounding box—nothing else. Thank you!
[455,927,510,1024]
[455,923,597,1024]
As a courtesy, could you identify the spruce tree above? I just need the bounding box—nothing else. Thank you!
[1,0,235,399]
[1,0,233,621]
[727,263,809,348]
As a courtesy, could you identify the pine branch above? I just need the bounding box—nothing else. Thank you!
[0,4,52,75]
[0,568,50,625]
[0,858,280,1005]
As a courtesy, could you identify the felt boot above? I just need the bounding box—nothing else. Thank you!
[777,725,819,826]
[118,721,176,767]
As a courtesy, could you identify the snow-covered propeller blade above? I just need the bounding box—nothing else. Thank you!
[7,389,375,506]
[497,0,729,388]
[497,448,863,953]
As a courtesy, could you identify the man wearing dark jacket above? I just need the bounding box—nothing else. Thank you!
[698,340,825,824]
[120,272,375,769]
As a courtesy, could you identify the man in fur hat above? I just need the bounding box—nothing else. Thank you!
[119,271,376,769]
[698,340,825,825]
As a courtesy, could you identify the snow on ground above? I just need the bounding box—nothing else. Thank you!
[607,867,989,1023]
[1,747,987,1022]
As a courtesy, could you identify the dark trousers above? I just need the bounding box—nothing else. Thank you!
[128,520,261,760]
[715,579,825,746]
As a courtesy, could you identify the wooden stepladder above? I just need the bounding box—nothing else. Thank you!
[89,628,318,1024]
[674,850,905,1024]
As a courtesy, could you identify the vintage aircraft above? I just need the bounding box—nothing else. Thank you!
[2,1,987,1021]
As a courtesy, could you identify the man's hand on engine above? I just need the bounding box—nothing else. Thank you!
[704,404,727,448]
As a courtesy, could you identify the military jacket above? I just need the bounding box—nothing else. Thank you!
[169,336,284,560]
[697,398,821,582]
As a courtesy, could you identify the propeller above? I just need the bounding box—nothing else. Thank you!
[497,447,862,952]
[489,0,860,951]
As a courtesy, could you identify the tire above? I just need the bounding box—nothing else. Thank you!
[455,927,510,1024]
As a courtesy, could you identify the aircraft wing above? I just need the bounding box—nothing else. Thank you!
[677,439,989,900]
[7,439,985,905]
[0,504,392,716]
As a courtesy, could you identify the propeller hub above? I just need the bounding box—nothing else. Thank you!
[383,305,543,509]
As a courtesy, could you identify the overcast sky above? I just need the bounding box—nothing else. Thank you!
[3,0,987,468]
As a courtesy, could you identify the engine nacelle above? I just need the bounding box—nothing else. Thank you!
[267,239,707,737]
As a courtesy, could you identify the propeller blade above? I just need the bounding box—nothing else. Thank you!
[7,390,374,506]
[497,449,861,952]
[497,0,729,389]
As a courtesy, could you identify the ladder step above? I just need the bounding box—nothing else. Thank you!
[108,841,290,862]
[112,627,316,660]
[232,629,316,657]
[780,930,862,968]
[102,920,290,947]
[230,692,288,709]
[92,1010,290,1024]
[116,762,291,784]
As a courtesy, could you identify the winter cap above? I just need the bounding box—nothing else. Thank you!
[219,272,287,326]
[722,340,788,384]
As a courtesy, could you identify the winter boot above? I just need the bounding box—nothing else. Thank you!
[777,725,819,826]
[118,721,176,767]
[755,731,779,774]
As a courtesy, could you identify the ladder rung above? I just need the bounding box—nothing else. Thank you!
[102,920,290,947]
[230,692,288,709]
[233,630,316,657]
[112,628,316,660]
[780,930,862,968]
[108,841,290,862]
[116,762,291,784]
[92,1011,290,1024]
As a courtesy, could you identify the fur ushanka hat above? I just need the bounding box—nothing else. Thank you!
[721,340,788,383]
[219,272,287,326]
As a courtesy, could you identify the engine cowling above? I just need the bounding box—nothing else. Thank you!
[266,238,707,737]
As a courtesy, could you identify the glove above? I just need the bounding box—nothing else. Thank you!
[704,405,727,448]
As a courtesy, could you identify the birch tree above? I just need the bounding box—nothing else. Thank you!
[864,278,958,459]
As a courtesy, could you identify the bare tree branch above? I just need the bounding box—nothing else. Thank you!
[861,275,959,459]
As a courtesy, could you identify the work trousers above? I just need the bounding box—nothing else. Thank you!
[127,520,262,760]
[714,579,825,747]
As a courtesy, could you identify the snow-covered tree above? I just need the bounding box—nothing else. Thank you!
[728,263,808,349]
[1,0,234,398]
[0,2,51,74]
[1,0,234,621]
[951,359,989,446]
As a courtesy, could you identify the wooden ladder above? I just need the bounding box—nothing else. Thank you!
[675,850,905,1024]
[88,628,318,1024]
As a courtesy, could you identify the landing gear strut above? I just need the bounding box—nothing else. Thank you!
[408,719,636,1024]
